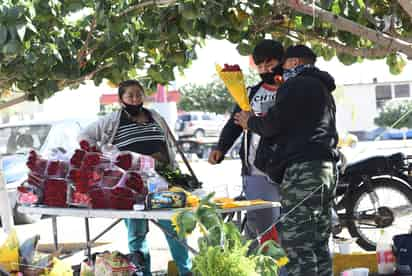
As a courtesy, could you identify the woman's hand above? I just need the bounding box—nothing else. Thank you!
[208,149,223,164]
[151,152,167,163]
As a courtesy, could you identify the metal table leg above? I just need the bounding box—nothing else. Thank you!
[150,219,199,255]
[85,218,92,260]
[51,216,58,251]
[91,219,122,244]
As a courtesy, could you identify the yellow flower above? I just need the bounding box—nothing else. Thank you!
[275,256,289,267]
[187,195,200,207]
[171,212,180,234]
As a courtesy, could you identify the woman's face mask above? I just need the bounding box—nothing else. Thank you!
[122,102,143,116]
[120,85,145,116]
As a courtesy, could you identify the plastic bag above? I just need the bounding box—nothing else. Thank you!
[80,260,93,276]
[47,257,73,276]
[94,251,136,276]
[19,234,40,266]
[0,229,20,272]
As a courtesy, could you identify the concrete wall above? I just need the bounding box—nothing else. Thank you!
[335,81,412,132]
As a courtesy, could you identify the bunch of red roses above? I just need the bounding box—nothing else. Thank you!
[24,150,69,207]
[22,140,151,209]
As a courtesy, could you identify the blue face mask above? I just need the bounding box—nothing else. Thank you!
[283,64,314,81]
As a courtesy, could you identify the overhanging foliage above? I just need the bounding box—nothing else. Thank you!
[1,0,411,103]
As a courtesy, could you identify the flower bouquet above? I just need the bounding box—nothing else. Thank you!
[216,64,250,111]
[68,141,149,209]
[20,140,150,210]
[216,63,251,162]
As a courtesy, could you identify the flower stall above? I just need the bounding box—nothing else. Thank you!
[11,139,283,275]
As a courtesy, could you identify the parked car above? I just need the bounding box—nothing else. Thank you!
[347,128,412,162]
[0,117,95,224]
[175,112,225,138]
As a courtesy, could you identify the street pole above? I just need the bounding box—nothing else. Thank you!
[0,158,14,233]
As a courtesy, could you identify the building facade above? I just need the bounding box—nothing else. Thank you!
[336,80,412,133]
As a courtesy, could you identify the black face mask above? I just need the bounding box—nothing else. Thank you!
[259,65,284,85]
[123,102,143,116]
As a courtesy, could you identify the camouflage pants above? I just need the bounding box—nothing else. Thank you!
[279,161,336,276]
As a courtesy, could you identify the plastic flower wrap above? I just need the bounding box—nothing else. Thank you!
[216,64,251,111]
[0,229,19,273]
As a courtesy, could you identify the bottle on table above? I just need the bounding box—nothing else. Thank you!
[376,229,396,275]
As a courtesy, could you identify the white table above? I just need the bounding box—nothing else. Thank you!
[19,202,280,260]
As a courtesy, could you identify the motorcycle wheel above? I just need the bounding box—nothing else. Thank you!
[346,177,412,251]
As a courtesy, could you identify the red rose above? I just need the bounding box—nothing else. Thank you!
[79,140,90,151]
[70,149,86,167]
[116,153,132,170]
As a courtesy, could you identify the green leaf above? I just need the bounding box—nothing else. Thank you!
[302,15,314,27]
[16,25,26,42]
[8,26,18,41]
[0,25,8,45]
[2,40,21,55]
[7,7,20,21]
[26,2,36,18]
[386,53,406,75]
[355,0,365,10]
[322,47,336,61]
[331,0,341,15]
[179,3,198,20]
[25,20,38,34]
[236,42,253,56]
[337,52,358,65]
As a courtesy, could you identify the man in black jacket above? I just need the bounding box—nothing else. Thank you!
[208,39,284,243]
[235,45,338,276]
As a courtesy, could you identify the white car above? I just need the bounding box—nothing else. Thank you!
[175,112,225,138]
[0,118,96,224]
[346,128,412,163]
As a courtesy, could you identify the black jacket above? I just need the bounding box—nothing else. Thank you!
[216,82,275,175]
[248,67,339,183]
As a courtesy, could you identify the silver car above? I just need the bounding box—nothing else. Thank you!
[175,112,225,139]
[0,118,95,224]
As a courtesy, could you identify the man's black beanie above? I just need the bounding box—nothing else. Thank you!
[284,45,317,63]
[252,39,284,65]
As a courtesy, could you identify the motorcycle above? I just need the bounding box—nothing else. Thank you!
[223,151,412,252]
[334,151,412,251]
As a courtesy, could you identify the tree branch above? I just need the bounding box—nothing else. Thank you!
[252,15,287,33]
[58,62,114,89]
[301,30,388,58]
[273,26,389,58]
[117,0,178,18]
[398,0,412,18]
[77,16,97,68]
[322,39,388,58]
[0,95,28,111]
[283,0,412,58]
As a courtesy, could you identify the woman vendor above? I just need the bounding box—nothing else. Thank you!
[79,80,192,276]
